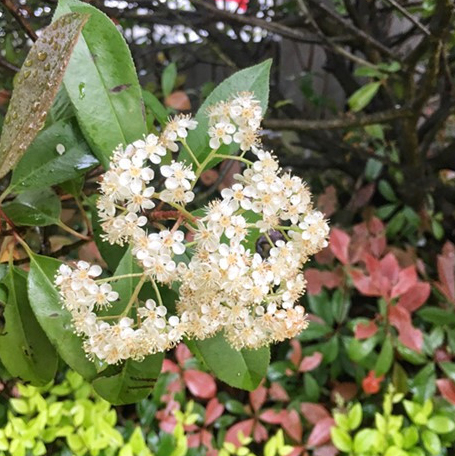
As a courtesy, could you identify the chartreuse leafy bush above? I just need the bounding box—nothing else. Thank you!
[0,0,329,407]
[0,370,151,456]
[331,386,455,456]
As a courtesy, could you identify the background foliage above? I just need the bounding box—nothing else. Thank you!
[1,0,455,454]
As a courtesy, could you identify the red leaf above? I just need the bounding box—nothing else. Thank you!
[300,403,331,425]
[225,419,255,447]
[314,444,339,456]
[330,228,350,265]
[379,253,400,285]
[331,382,358,402]
[176,343,192,367]
[305,269,343,295]
[299,352,323,372]
[164,90,191,110]
[317,185,337,218]
[161,359,179,374]
[259,409,288,424]
[354,320,378,340]
[205,398,224,425]
[389,305,423,352]
[307,417,336,447]
[250,385,267,412]
[253,421,268,442]
[437,378,455,405]
[397,282,430,312]
[281,409,303,442]
[350,269,380,296]
[269,382,290,401]
[436,254,455,303]
[183,370,217,399]
[391,266,417,299]
[362,370,384,395]
[289,339,302,367]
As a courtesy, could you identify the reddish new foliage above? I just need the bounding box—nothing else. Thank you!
[436,379,455,405]
[362,370,384,394]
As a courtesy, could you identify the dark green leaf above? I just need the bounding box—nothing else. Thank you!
[142,90,169,127]
[0,12,89,178]
[345,336,377,362]
[375,338,393,375]
[0,267,58,385]
[418,307,455,325]
[27,253,98,380]
[348,81,381,112]
[320,336,339,363]
[304,373,320,401]
[307,292,334,326]
[2,188,61,226]
[332,290,350,324]
[9,119,98,193]
[440,362,455,382]
[92,354,164,405]
[179,60,272,167]
[55,0,147,169]
[299,322,332,341]
[411,363,435,403]
[378,180,398,202]
[392,362,409,394]
[190,332,270,391]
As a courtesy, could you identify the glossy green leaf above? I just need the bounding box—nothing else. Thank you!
[348,81,381,112]
[418,307,455,325]
[27,253,98,380]
[375,338,393,375]
[189,332,270,391]
[0,12,89,179]
[162,63,177,98]
[440,362,455,382]
[422,430,441,455]
[55,0,147,169]
[92,354,164,405]
[345,336,377,362]
[411,363,435,403]
[427,415,455,434]
[330,428,352,452]
[8,119,98,193]
[2,188,61,226]
[0,267,58,385]
[353,429,379,453]
[143,90,168,127]
[179,60,272,167]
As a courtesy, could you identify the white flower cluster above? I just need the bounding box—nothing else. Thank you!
[208,92,262,151]
[55,93,329,365]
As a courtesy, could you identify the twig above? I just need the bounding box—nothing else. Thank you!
[381,0,431,36]
[263,108,413,131]
[0,56,19,73]
[1,0,38,41]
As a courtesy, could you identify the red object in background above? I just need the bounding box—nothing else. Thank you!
[362,370,384,394]
[214,0,249,13]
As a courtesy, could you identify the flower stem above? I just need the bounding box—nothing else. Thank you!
[212,154,253,166]
[181,139,200,167]
[96,273,145,284]
[167,201,197,224]
[151,279,164,307]
[58,221,91,241]
[121,274,147,317]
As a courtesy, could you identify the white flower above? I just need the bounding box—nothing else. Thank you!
[126,187,155,213]
[220,184,252,211]
[208,122,236,149]
[133,134,167,164]
[161,161,195,191]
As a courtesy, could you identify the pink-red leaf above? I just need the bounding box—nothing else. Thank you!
[307,417,335,447]
[259,409,288,424]
[437,378,455,405]
[289,339,302,368]
[176,343,192,367]
[389,305,423,352]
[397,282,430,312]
[305,269,343,295]
[250,385,267,412]
[354,320,378,340]
[268,382,290,401]
[183,370,217,399]
[436,254,455,303]
[225,419,255,447]
[300,403,331,425]
[205,398,224,425]
[281,409,303,442]
[253,421,268,442]
[299,352,323,372]
[391,266,417,299]
[330,228,350,265]
[314,444,339,456]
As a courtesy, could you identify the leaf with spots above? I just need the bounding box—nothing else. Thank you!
[0,12,89,179]
[0,267,58,385]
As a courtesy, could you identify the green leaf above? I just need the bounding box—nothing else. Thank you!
[142,90,169,127]
[375,338,393,375]
[0,12,89,179]
[27,253,98,380]
[2,188,61,226]
[55,0,147,169]
[378,180,398,202]
[8,119,98,193]
[330,428,352,452]
[392,363,409,394]
[440,362,455,382]
[418,307,455,325]
[304,373,320,401]
[347,403,362,430]
[188,332,270,391]
[307,292,334,326]
[179,60,272,167]
[411,363,435,403]
[162,63,177,98]
[0,267,58,385]
[422,430,441,455]
[299,322,332,341]
[427,415,455,434]
[348,81,381,112]
[354,67,384,78]
[402,426,419,449]
[353,429,379,453]
[92,354,164,405]
[345,336,377,362]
